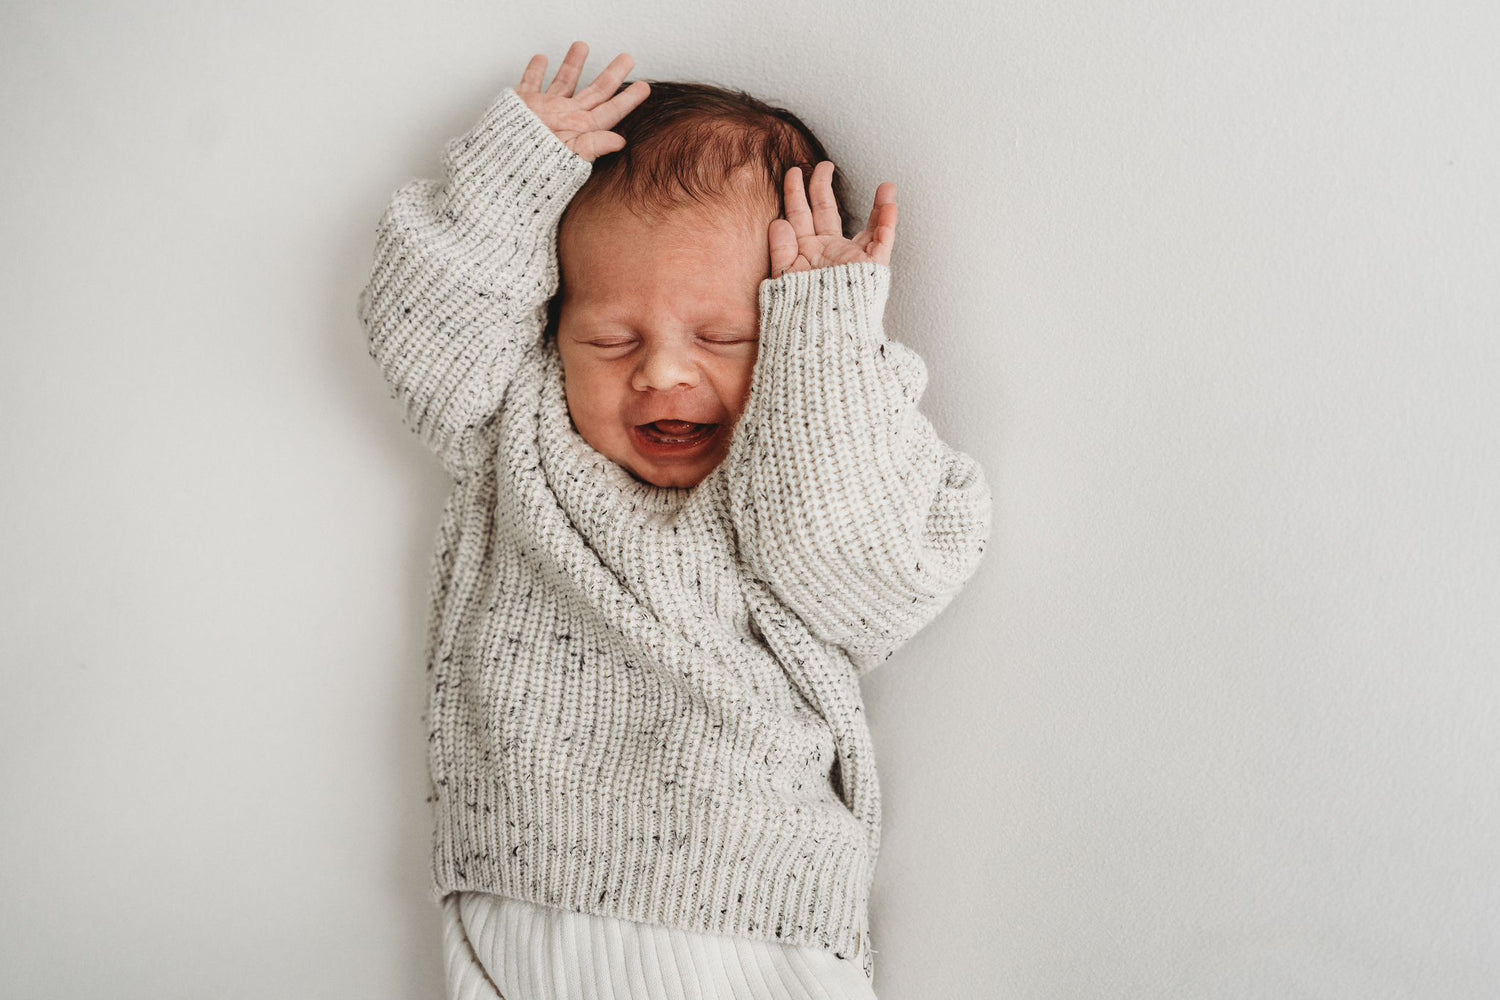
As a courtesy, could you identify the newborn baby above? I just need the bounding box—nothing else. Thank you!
[359,41,991,1000]
[551,145,769,489]
[550,61,892,491]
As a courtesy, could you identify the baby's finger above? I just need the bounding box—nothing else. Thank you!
[518,54,547,93]
[589,79,649,131]
[576,52,636,109]
[808,161,842,237]
[547,41,588,96]
[861,182,897,235]
[866,184,898,264]
[767,218,800,278]
[782,167,814,239]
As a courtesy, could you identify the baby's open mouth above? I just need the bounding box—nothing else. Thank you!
[635,420,719,446]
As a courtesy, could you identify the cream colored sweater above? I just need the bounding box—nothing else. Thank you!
[358,86,992,964]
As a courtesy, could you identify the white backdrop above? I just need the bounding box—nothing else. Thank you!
[3,1,1497,997]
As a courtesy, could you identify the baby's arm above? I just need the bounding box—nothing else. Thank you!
[358,44,647,479]
[727,163,992,671]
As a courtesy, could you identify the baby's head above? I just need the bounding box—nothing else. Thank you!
[550,81,855,489]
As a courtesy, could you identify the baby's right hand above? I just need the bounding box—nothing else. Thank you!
[516,41,650,163]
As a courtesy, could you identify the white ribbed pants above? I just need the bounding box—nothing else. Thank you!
[442,892,880,1000]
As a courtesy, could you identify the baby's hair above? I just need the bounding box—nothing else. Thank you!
[545,80,857,342]
[569,79,858,238]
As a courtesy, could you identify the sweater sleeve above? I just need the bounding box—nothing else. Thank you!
[357,87,592,479]
[724,261,993,673]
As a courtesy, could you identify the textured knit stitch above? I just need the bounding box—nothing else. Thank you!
[358,86,992,967]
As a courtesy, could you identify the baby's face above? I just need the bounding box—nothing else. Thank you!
[555,195,773,488]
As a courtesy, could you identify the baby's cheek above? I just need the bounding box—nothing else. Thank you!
[560,370,609,444]
[721,350,759,417]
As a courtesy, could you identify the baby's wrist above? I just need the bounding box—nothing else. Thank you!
[444,89,592,224]
[758,261,891,347]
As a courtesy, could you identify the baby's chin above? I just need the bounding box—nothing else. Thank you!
[626,466,713,489]
[622,453,726,489]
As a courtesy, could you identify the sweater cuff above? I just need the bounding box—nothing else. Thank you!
[442,87,593,228]
[756,261,892,353]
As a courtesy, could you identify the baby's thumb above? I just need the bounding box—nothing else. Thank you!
[575,131,626,163]
[767,218,798,278]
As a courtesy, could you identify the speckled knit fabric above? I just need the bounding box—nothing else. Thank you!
[358,87,991,967]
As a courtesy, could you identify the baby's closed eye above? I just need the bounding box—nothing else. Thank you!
[584,336,638,350]
[696,332,758,346]
[575,334,754,354]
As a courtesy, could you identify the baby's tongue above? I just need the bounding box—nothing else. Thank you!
[652,420,701,433]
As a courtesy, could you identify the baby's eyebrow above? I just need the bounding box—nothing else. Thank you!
[682,300,761,324]
[570,303,759,328]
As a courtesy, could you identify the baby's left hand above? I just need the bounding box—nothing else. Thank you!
[768,161,897,278]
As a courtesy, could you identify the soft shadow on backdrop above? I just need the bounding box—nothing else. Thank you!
[1,2,1497,998]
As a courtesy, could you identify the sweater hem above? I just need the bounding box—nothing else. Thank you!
[429,773,872,960]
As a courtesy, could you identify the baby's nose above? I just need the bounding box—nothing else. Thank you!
[631,343,700,392]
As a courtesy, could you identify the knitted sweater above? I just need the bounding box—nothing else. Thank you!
[357,86,992,963]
